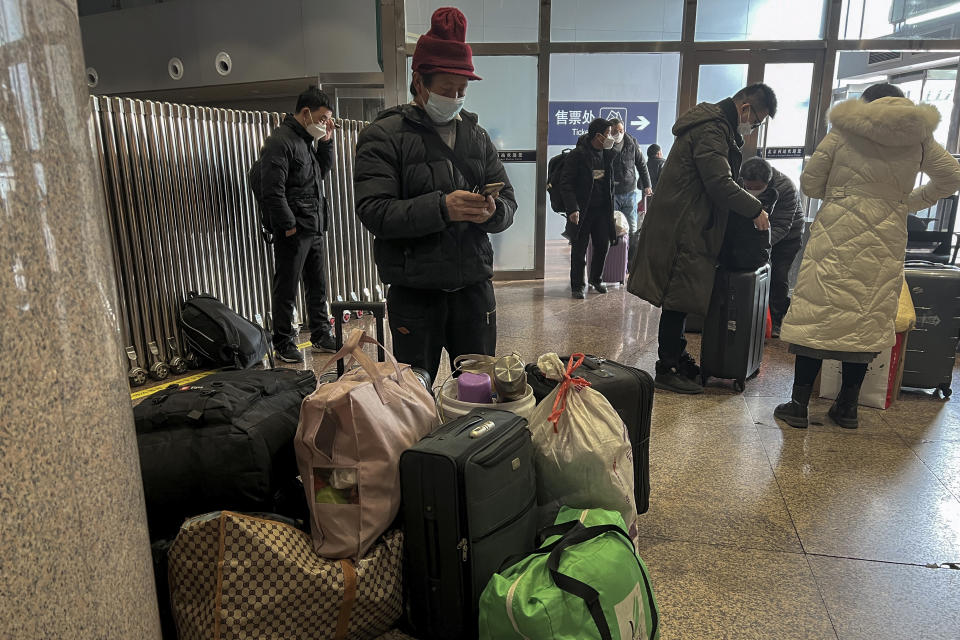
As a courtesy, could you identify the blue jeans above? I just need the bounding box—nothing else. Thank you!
[614,190,639,234]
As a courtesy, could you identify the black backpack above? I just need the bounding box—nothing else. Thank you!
[179,291,271,369]
[547,149,573,213]
[247,159,275,243]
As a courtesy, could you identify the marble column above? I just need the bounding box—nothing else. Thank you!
[0,1,161,638]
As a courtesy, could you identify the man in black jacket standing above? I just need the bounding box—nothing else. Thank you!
[609,118,652,262]
[259,86,336,363]
[558,118,617,299]
[647,144,665,189]
[740,157,804,337]
[353,7,516,381]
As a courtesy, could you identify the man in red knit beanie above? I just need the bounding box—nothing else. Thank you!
[353,7,517,382]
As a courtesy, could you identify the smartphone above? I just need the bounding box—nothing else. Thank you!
[479,182,505,197]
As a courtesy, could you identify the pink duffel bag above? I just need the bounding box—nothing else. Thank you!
[296,328,439,559]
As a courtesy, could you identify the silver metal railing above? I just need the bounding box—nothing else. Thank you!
[90,96,381,385]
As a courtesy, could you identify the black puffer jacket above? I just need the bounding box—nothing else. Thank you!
[768,167,804,245]
[354,104,516,290]
[557,135,616,242]
[610,133,651,194]
[648,155,665,189]
[259,115,333,234]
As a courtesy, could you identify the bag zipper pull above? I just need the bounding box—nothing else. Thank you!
[457,538,469,562]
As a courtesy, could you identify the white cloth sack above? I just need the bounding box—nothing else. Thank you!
[820,333,906,410]
[614,210,629,236]
[528,353,638,538]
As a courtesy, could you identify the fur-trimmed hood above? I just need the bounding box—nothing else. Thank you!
[829,96,940,146]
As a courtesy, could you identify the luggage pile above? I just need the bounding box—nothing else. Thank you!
[139,308,660,639]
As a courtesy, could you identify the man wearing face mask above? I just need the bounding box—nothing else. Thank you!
[627,83,777,394]
[258,85,336,363]
[353,7,516,382]
[557,118,618,299]
[608,118,653,263]
[740,157,804,337]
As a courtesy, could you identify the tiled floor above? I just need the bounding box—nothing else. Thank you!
[148,243,960,639]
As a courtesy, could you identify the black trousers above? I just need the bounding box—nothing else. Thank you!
[794,355,868,388]
[271,231,331,349]
[570,210,610,289]
[770,236,802,324]
[387,280,497,382]
[657,309,689,372]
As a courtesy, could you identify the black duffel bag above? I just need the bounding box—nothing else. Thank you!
[718,186,776,272]
[180,291,270,369]
[134,368,317,539]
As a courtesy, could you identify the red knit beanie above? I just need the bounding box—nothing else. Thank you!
[411,7,481,80]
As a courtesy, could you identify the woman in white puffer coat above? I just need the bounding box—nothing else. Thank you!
[775,83,960,429]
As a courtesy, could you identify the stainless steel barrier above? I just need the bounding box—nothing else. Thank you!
[90,96,381,385]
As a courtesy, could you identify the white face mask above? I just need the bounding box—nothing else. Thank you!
[602,135,616,150]
[306,112,329,141]
[613,132,624,144]
[425,91,465,124]
[738,105,757,137]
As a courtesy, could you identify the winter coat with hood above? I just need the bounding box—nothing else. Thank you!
[557,134,617,242]
[627,98,763,315]
[353,104,516,290]
[781,96,960,353]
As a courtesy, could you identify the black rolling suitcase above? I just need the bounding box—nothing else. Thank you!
[902,262,960,397]
[525,355,654,514]
[699,265,770,392]
[400,408,538,640]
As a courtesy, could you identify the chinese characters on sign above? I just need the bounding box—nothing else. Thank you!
[548,101,659,146]
[497,150,537,163]
[759,146,805,159]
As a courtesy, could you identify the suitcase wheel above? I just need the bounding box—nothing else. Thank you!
[355,310,364,318]
[168,355,188,375]
[342,310,351,324]
[938,384,952,399]
[328,317,336,326]
[733,379,745,393]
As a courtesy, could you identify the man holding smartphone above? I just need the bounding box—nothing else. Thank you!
[354,7,516,381]
[258,85,336,363]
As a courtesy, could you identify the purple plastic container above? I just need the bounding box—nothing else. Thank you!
[457,372,492,404]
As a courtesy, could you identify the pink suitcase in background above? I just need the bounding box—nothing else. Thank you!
[587,234,629,285]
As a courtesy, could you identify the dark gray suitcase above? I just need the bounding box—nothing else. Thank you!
[699,265,771,392]
[400,408,538,640]
[902,262,960,397]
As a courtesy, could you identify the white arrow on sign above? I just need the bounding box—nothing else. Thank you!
[631,115,650,131]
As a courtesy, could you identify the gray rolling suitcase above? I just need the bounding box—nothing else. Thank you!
[400,408,538,639]
[699,265,771,392]
[902,262,960,397]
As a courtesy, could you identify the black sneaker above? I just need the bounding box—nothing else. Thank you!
[771,323,781,339]
[571,288,585,300]
[276,345,304,364]
[311,332,337,353]
[589,281,608,294]
[654,369,704,394]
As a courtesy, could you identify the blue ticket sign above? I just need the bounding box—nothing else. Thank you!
[548,102,659,146]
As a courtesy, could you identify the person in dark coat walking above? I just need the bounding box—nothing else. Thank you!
[647,144,665,189]
[609,118,653,264]
[353,7,516,382]
[258,86,337,363]
[557,118,617,299]
[627,84,777,394]
[740,157,804,336]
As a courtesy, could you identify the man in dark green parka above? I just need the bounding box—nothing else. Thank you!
[627,84,777,394]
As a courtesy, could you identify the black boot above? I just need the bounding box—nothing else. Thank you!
[828,385,860,429]
[774,384,813,429]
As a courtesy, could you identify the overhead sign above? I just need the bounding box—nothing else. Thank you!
[497,150,536,163]
[548,101,658,147]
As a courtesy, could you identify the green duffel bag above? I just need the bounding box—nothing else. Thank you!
[479,507,659,640]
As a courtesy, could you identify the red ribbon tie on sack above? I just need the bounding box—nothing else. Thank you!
[548,353,592,432]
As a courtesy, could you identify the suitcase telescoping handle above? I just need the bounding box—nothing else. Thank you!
[329,301,386,377]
